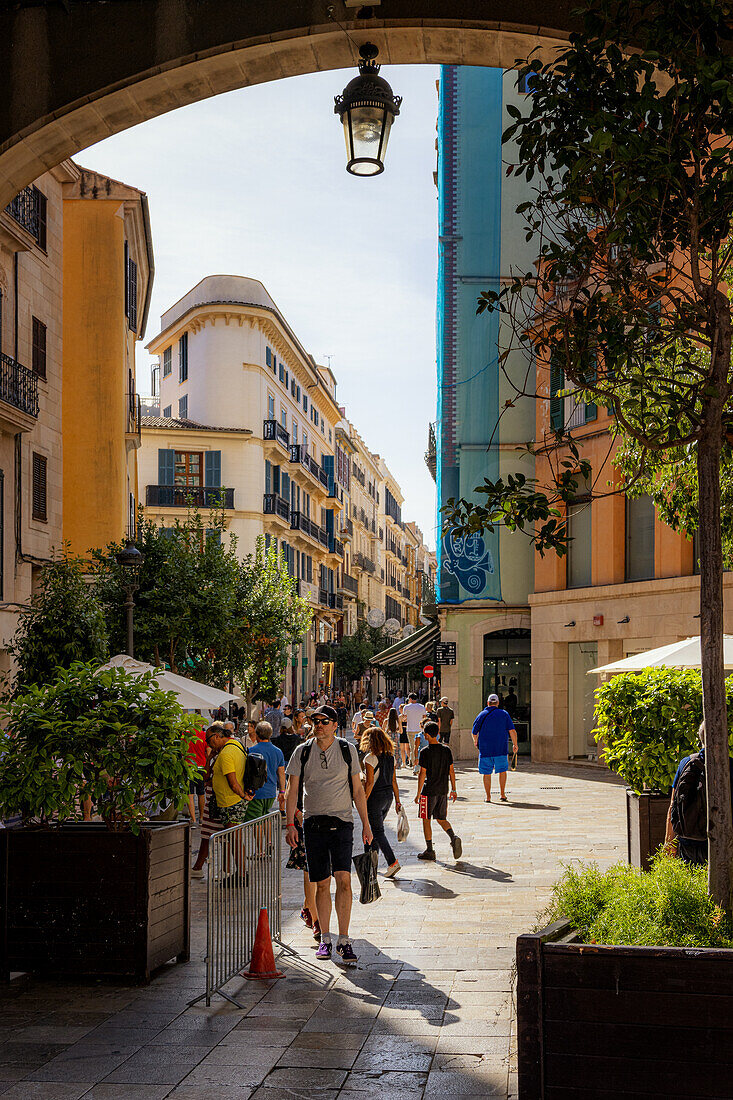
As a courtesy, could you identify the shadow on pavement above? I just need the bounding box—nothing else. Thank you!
[387,878,458,900]
[446,861,513,882]
[496,800,560,810]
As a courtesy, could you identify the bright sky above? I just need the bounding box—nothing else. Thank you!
[78,65,441,548]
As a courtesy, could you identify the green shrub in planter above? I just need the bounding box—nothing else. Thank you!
[593,667,733,793]
[540,856,733,948]
[0,662,199,831]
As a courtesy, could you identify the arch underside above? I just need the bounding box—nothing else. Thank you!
[0,1,574,204]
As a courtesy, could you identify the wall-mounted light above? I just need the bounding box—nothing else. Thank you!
[564,620,576,628]
[618,615,630,624]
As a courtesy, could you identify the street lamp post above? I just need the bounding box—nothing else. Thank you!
[334,43,402,176]
[116,540,144,657]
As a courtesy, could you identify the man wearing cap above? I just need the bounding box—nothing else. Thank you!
[285,705,372,966]
[436,697,455,745]
[472,694,518,803]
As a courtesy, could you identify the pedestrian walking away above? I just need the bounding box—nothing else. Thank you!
[245,721,286,821]
[272,717,301,763]
[436,697,455,744]
[665,720,733,865]
[264,700,283,739]
[285,705,373,966]
[472,694,518,803]
[415,721,461,861]
[402,692,427,772]
[361,723,402,878]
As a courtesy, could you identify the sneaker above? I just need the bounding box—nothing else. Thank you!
[316,940,332,961]
[335,941,358,966]
[300,907,314,928]
[384,861,400,878]
[313,919,322,942]
[451,835,463,860]
[190,867,205,879]
[417,848,436,861]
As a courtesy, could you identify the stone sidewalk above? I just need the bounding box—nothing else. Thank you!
[0,762,625,1099]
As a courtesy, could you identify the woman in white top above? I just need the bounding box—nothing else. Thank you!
[360,725,403,878]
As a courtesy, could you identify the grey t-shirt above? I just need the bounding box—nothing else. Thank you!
[287,737,361,824]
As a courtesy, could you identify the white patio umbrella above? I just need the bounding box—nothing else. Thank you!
[589,635,733,674]
[98,654,239,711]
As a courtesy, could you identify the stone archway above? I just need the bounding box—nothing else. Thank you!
[0,1,577,205]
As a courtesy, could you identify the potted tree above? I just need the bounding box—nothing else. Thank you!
[0,663,198,982]
[593,668,727,869]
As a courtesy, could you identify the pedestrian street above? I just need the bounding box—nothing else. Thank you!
[0,761,625,1099]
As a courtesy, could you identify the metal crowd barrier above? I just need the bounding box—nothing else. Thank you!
[202,808,284,1007]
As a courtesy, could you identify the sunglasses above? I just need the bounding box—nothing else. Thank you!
[312,717,333,727]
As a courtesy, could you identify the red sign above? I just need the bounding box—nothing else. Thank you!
[423,665,434,678]
[593,614,604,626]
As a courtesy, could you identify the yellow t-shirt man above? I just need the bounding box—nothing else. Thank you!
[212,739,246,809]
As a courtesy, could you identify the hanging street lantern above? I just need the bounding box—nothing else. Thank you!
[334,43,402,176]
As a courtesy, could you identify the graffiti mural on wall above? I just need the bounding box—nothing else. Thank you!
[441,529,495,595]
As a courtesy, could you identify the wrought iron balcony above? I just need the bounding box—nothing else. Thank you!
[319,590,343,610]
[263,493,290,519]
[263,419,289,448]
[353,551,376,575]
[289,510,328,547]
[0,352,39,419]
[340,517,353,538]
[5,186,40,241]
[126,391,141,439]
[147,485,235,508]
[288,443,330,489]
[328,535,344,558]
[340,573,358,595]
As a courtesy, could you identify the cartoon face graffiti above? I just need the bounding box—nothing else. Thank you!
[441,529,494,594]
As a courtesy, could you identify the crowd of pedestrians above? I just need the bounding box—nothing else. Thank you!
[186,684,526,963]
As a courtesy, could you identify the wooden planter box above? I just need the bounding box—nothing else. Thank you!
[517,918,733,1099]
[0,820,190,983]
[626,788,669,870]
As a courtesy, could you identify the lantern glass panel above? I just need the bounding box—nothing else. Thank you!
[344,106,391,174]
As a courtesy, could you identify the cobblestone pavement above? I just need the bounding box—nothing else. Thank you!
[0,761,625,1099]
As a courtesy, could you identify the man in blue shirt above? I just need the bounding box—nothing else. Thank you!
[245,720,286,821]
[472,694,518,803]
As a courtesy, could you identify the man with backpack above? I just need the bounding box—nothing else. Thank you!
[285,705,372,965]
[666,720,733,865]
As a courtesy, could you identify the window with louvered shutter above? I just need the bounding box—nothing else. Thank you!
[162,347,172,376]
[179,333,188,382]
[549,350,565,432]
[32,453,47,521]
[33,188,47,251]
[127,257,138,332]
[32,318,46,379]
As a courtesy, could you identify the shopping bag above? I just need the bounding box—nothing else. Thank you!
[352,847,381,904]
[396,805,410,842]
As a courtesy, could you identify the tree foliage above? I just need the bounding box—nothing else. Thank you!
[9,550,108,694]
[0,663,197,831]
[442,0,733,910]
[334,620,388,684]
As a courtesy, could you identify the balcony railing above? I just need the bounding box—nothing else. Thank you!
[263,419,289,448]
[340,517,353,538]
[263,493,290,519]
[289,510,328,547]
[126,391,141,439]
[288,443,330,488]
[328,535,344,558]
[0,352,39,418]
[341,573,358,595]
[319,590,343,610]
[353,551,376,575]
[147,485,235,508]
[5,186,40,241]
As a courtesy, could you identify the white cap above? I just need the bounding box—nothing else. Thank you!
[440,696,448,704]
[488,694,500,705]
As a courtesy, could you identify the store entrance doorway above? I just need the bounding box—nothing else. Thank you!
[482,629,531,756]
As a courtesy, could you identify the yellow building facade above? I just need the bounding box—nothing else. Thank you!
[62,167,153,556]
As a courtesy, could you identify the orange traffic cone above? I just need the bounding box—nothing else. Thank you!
[243,907,285,980]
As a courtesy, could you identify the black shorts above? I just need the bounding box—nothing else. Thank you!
[419,793,448,820]
[439,731,451,745]
[189,778,205,796]
[399,732,409,744]
[303,816,354,882]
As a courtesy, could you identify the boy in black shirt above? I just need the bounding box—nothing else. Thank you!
[415,721,462,860]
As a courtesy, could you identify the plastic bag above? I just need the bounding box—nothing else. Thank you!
[396,805,410,843]
[352,847,381,904]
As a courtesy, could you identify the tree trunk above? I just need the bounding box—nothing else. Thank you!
[698,322,733,912]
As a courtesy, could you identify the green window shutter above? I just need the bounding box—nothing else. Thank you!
[205,450,221,487]
[550,352,564,431]
[584,351,597,422]
[281,471,290,502]
[265,459,271,496]
[158,449,175,485]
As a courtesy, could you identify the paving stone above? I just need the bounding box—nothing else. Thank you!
[26,1053,130,1082]
[100,1059,200,1085]
[82,1086,173,1100]
[338,1070,429,1096]
[275,1046,359,1069]
[0,1085,90,1100]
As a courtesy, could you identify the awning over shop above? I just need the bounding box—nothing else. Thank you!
[370,621,440,671]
